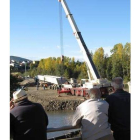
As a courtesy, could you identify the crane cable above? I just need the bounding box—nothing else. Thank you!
[59,2,64,83]
[59,3,64,58]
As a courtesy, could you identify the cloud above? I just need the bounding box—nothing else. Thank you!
[104,46,112,56]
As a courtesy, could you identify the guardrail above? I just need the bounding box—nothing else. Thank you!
[10,126,81,140]
[47,125,81,140]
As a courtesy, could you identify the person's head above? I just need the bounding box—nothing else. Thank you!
[111,77,123,90]
[13,89,28,103]
[89,87,101,99]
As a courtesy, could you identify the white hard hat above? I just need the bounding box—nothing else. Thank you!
[13,89,27,103]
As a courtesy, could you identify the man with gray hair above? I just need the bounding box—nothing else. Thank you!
[72,87,114,140]
[106,77,130,140]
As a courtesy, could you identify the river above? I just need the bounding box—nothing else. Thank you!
[47,110,76,139]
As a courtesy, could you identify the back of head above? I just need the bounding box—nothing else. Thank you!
[13,89,27,103]
[111,77,123,90]
[89,87,101,99]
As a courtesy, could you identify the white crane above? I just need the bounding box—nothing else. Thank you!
[58,0,111,92]
[58,0,100,81]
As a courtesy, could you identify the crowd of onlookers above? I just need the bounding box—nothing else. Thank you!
[10,77,130,140]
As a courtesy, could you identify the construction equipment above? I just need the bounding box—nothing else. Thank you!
[57,0,112,97]
[35,75,67,89]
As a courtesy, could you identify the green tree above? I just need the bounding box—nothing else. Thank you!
[122,43,131,81]
[111,43,123,78]
[106,57,112,80]
[93,47,106,78]
[78,62,88,79]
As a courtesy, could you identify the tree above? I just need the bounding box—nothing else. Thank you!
[93,47,107,78]
[106,57,112,80]
[110,43,123,78]
[122,43,131,81]
[78,62,88,79]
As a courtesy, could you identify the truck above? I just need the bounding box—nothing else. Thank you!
[57,0,112,97]
[35,75,68,89]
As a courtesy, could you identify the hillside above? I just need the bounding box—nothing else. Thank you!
[10,56,32,62]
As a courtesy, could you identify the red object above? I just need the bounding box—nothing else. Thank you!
[57,88,71,94]
[57,87,89,97]
[73,88,88,96]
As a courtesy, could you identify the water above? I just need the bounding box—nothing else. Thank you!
[10,110,76,140]
[47,110,76,139]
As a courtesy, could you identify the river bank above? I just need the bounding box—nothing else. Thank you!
[26,87,85,111]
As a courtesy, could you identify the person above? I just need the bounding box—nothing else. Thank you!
[36,80,39,90]
[43,84,46,90]
[10,89,48,140]
[72,87,114,140]
[106,77,130,140]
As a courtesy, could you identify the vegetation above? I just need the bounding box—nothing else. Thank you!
[19,42,131,82]
[93,42,130,82]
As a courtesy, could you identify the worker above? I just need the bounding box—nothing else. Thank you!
[36,80,39,90]
[43,84,46,90]
[106,77,130,140]
[72,87,114,140]
[10,89,48,140]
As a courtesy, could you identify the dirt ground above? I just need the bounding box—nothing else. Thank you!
[26,86,85,101]
[26,86,85,111]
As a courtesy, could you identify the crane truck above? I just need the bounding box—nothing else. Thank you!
[57,0,113,98]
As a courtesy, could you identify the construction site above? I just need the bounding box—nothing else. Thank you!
[10,0,130,139]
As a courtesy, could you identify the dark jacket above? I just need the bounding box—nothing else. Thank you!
[10,99,48,140]
[106,89,130,132]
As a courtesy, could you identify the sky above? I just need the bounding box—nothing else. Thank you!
[10,0,130,61]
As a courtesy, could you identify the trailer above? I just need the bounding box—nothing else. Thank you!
[58,82,112,98]
[35,75,68,89]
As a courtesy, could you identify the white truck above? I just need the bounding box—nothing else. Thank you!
[36,75,67,89]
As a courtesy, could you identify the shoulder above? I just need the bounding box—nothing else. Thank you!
[10,105,19,114]
[32,102,44,109]
[100,99,109,105]
[98,99,109,107]
[123,90,131,95]
[106,90,130,101]
[106,94,116,103]
[76,99,90,110]
[77,100,87,107]
[79,99,108,106]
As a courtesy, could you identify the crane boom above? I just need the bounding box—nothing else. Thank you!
[58,0,100,80]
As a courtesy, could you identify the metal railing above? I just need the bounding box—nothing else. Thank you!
[47,125,81,140]
[10,126,81,140]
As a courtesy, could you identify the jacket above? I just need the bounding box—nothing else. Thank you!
[72,99,112,140]
[10,99,48,140]
[106,89,130,132]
